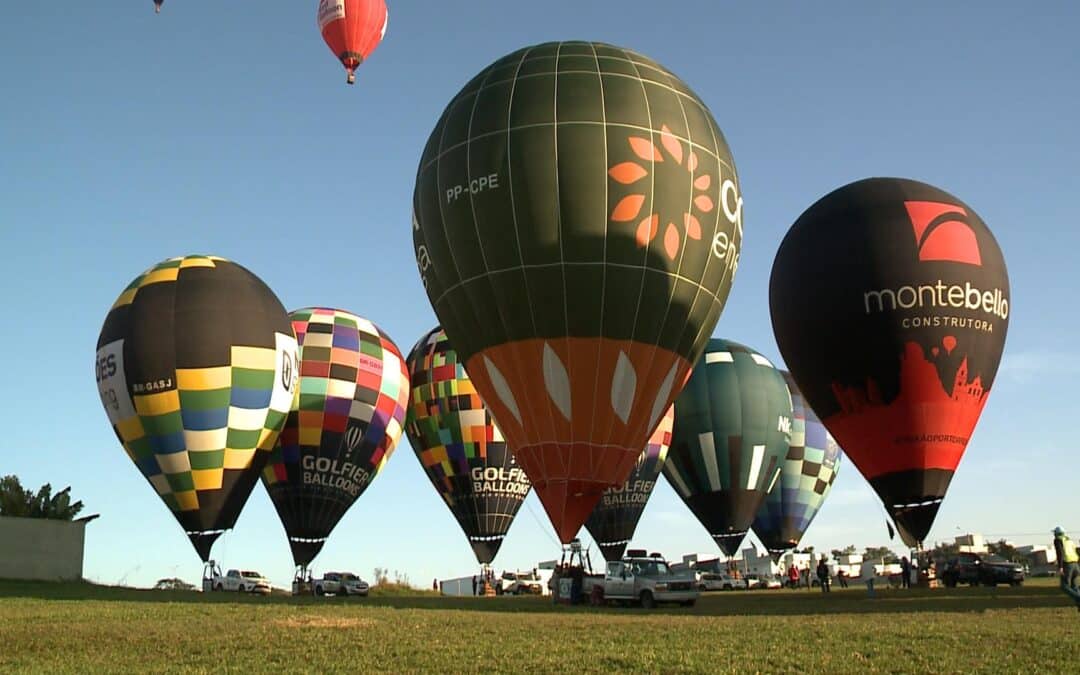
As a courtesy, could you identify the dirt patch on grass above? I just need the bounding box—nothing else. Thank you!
[273,615,376,629]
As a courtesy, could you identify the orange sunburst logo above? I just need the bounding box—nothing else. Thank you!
[608,125,715,261]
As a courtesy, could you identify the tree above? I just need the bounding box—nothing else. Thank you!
[863,546,894,561]
[154,578,196,591]
[987,539,1021,563]
[0,475,85,520]
[832,545,857,561]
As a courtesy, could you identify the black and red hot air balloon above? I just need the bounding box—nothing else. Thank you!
[769,177,1009,547]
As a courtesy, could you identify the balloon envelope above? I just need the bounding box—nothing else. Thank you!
[405,327,532,565]
[412,41,744,542]
[95,255,298,561]
[261,308,408,567]
[751,371,842,559]
[584,405,673,562]
[318,0,388,84]
[769,177,1010,545]
[663,338,792,556]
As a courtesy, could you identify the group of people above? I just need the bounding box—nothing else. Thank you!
[785,557,843,592]
[786,555,920,592]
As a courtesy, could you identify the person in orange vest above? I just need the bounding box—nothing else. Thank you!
[1053,527,1080,611]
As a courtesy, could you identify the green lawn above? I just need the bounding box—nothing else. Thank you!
[2,578,1078,673]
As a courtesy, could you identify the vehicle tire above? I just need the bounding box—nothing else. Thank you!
[215,583,223,592]
[238,585,246,593]
[315,585,324,596]
[698,584,706,592]
[640,590,656,609]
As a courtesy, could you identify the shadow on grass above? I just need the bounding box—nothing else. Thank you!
[1,578,1074,616]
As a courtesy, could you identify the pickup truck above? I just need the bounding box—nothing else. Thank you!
[205,567,272,595]
[314,572,370,597]
[500,571,544,595]
[594,552,699,608]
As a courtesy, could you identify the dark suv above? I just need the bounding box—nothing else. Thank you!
[941,552,1024,587]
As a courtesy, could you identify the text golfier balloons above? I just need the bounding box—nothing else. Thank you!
[95,255,298,561]
[261,308,408,568]
[412,41,744,543]
[584,405,673,562]
[404,327,531,565]
[751,371,842,559]
[770,178,1009,546]
[318,0,388,85]
[663,338,792,556]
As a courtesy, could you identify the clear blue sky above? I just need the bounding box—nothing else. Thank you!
[2,1,1077,589]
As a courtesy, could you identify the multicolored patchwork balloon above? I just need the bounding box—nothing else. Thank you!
[664,338,792,557]
[261,308,408,568]
[95,255,298,561]
[412,41,744,543]
[584,405,673,562]
[751,371,842,559]
[404,327,531,565]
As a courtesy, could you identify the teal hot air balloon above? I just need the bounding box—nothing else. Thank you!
[751,371,842,560]
[663,338,792,556]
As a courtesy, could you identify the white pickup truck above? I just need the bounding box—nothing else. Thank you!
[204,566,271,595]
[594,552,699,608]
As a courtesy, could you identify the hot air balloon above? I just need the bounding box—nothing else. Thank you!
[751,371,842,560]
[412,41,744,543]
[404,327,531,565]
[261,308,408,571]
[154,0,163,13]
[663,338,792,557]
[317,0,388,85]
[769,177,1010,547]
[584,405,673,562]
[95,255,298,561]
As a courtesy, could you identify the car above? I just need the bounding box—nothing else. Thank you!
[315,572,370,596]
[500,571,544,595]
[744,574,783,589]
[596,551,700,608]
[206,568,271,595]
[698,572,746,591]
[941,552,1024,588]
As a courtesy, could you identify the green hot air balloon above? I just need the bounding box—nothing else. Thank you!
[95,256,298,561]
[751,371,842,560]
[664,338,792,557]
[412,41,744,543]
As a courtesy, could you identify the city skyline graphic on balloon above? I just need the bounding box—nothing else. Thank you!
[769,177,1010,547]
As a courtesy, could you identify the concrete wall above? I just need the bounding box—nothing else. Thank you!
[0,516,87,581]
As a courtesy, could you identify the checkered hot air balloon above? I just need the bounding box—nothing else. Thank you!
[663,339,793,557]
[412,41,744,543]
[751,371,842,561]
[404,327,531,565]
[261,308,408,569]
[584,405,673,562]
[95,255,298,562]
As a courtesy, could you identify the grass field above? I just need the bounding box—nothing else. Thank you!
[2,578,1079,673]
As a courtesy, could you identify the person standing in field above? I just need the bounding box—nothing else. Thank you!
[1053,527,1080,611]
[816,556,831,593]
[804,564,812,589]
[900,557,912,589]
